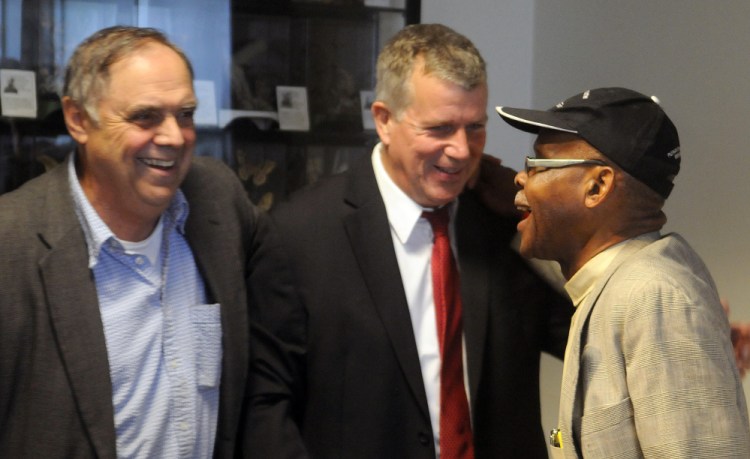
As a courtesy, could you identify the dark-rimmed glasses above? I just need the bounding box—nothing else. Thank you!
[525,157,607,176]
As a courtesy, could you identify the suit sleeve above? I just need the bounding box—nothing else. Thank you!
[500,232,573,361]
[460,188,573,360]
[243,208,310,459]
[537,268,573,360]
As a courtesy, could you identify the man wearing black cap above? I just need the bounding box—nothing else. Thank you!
[497,87,750,458]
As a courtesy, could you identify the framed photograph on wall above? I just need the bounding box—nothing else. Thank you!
[276,86,310,131]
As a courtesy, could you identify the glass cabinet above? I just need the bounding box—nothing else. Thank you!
[225,0,418,209]
[0,0,419,209]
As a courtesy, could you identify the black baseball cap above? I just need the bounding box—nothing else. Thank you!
[496,87,681,198]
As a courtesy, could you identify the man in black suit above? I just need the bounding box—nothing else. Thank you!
[247,24,573,458]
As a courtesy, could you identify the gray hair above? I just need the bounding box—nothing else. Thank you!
[375,23,486,119]
[63,25,194,123]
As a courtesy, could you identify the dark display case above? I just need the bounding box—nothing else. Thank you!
[0,0,419,209]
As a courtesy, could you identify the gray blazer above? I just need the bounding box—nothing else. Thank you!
[558,233,750,458]
[0,156,295,458]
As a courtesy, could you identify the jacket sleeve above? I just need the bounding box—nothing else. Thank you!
[243,207,310,459]
[621,275,750,457]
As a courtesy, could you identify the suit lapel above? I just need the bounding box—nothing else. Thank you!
[558,236,657,456]
[455,194,490,407]
[39,165,117,458]
[342,158,431,421]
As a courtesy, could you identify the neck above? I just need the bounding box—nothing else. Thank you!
[561,222,663,280]
[82,187,168,243]
[104,208,162,242]
[85,191,164,242]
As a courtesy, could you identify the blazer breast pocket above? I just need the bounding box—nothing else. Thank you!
[191,303,223,389]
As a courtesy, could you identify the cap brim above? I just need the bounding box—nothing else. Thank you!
[495,106,579,135]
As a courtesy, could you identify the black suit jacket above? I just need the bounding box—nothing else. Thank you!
[0,156,296,458]
[248,154,573,458]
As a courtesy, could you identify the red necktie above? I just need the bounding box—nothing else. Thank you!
[423,207,474,459]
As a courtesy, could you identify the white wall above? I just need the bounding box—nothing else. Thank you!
[532,0,750,418]
[531,0,750,317]
[421,0,536,172]
[423,0,750,455]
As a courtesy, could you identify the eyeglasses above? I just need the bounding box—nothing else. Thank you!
[524,157,607,176]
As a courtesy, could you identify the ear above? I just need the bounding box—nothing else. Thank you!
[584,166,615,208]
[371,101,392,146]
[62,96,91,144]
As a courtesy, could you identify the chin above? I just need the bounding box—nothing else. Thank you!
[517,238,539,260]
[434,187,464,204]
[518,247,535,260]
[142,186,179,207]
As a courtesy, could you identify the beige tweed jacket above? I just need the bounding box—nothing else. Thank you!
[558,233,750,458]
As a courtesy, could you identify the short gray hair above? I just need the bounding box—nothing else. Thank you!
[375,23,486,119]
[63,25,194,123]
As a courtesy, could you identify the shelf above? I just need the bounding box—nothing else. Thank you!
[233,2,409,19]
[222,119,378,147]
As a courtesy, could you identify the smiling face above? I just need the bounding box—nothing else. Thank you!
[64,41,197,239]
[374,65,487,208]
[513,130,597,270]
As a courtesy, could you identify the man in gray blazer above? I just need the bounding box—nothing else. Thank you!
[496,87,750,458]
[0,26,295,458]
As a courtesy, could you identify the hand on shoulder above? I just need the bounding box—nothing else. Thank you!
[467,154,522,219]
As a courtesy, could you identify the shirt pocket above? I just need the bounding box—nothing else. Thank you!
[191,303,223,389]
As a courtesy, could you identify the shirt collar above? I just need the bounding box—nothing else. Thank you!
[371,143,457,244]
[68,153,190,268]
[564,232,661,307]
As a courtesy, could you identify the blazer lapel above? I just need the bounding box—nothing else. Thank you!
[182,169,249,447]
[558,236,657,457]
[558,298,586,457]
[39,165,117,459]
[455,194,490,407]
[342,157,431,422]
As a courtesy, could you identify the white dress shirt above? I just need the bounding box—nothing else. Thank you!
[371,144,468,457]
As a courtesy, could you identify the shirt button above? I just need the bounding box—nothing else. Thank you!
[180,422,189,431]
[135,256,145,266]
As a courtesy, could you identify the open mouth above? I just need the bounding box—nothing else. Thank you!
[515,203,531,219]
[435,164,460,175]
[139,158,176,170]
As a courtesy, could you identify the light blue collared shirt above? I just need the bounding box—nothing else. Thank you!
[68,155,222,458]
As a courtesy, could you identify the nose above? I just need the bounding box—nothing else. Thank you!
[154,115,186,147]
[444,129,471,160]
[514,170,527,189]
